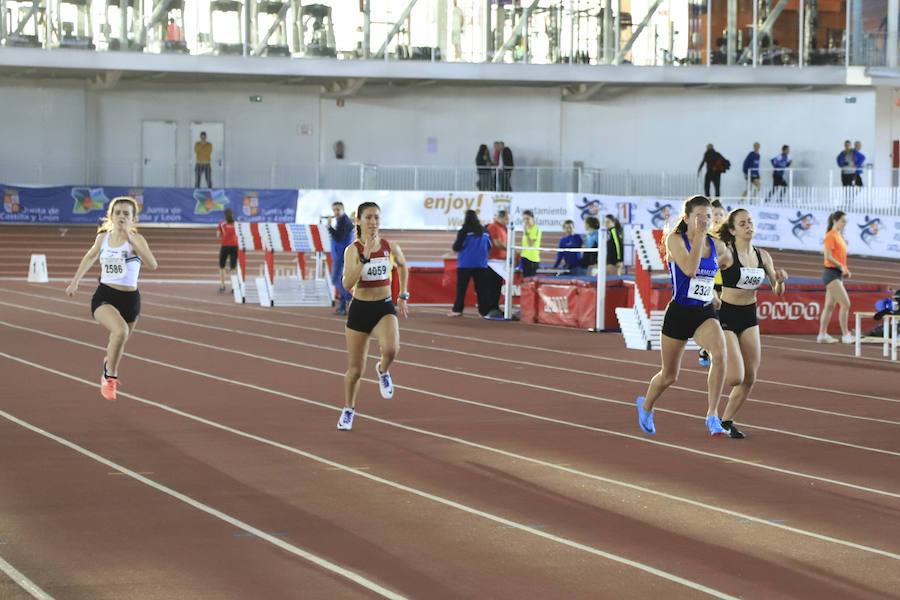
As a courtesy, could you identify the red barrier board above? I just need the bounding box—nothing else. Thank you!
[520,280,538,323]
[536,284,580,327]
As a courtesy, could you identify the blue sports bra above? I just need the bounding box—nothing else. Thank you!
[670,233,719,307]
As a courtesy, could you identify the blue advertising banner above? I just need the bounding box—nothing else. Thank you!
[0,184,297,224]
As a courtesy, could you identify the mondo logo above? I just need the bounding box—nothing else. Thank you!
[757,301,820,321]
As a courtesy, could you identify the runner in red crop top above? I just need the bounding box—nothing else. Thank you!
[336,202,409,432]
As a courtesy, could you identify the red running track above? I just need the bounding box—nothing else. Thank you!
[0,278,898,599]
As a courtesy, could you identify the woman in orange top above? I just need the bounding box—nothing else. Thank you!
[817,210,853,344]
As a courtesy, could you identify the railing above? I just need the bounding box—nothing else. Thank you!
[1,0,896,69]
[2,161,898,216]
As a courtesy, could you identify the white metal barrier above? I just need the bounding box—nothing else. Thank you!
[502,222,607,331]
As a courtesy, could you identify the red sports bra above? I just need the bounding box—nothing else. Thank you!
[355,238,392,288]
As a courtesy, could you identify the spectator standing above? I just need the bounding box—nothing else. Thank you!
[767,145,792,202]
[697,143,729,198]
[476,144,494,191]
[837,140,857,187]
[853,141,866,187]
[166,18,183,42]
[327,201,355,315]
[741,143,761,198]
[552,219,583,274]
[605,214,625,275]
[520,209,541,277]
[449,209,492,317]
[500,142,514,191]
[580,216,601,274]
[194,132,213,188]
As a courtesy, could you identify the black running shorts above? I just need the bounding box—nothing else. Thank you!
[661,300,718,341]
[346,297,397,334]
[91,283,141,323]
[719,302,759,336]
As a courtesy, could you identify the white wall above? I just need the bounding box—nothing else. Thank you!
[0,80,886,191]
[873,87,899,187]
[318,86,562,166]
[0,83,87,185]
[561,87,877,187]
[93,84,321,188]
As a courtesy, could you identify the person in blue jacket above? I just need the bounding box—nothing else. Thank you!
[853,141,866,186]
[837,140,857,187]
[767,145,792,202]
[449,209,492,317]
[741,142,761,198]
[553,219,583,274]
[327,201,355,315]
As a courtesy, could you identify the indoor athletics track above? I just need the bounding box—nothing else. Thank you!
[0,225,897,599]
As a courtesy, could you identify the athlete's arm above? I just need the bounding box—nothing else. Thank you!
[65,234,103,296]
[712,238,733,271]
[761,249,787,296]
[129,232,158,270]
[391,241,409,319]
[665,227,706,276]
[342,244,364,291]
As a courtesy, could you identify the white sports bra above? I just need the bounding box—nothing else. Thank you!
[99,233,141,288]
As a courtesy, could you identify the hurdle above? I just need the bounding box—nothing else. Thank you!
[855,311,900,360]
[502,222,608,331]
[233,222,334,308]
[615,228,701,351]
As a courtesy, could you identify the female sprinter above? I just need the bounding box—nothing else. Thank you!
[217,207,238,293]
[65,197,158,401]
[636,195,733,436]
[698,199,728,367]
[715,208,788,438]
[817,211,854,344]
[337,202,409,431]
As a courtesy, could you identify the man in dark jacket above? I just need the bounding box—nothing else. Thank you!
[327,201,354,315]
[741,142,761,198]
[499,142,514,192]
[697,143,729,198]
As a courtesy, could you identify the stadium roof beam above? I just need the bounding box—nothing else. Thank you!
[136,0,175,48]
[612,0,663,65]
[13,0,42,36]
[252,1,290,57]
[491,0,540,64]
[737,0,789,65]
[321,77,366,98]
[562,82,606,102]
[374,0,420,59]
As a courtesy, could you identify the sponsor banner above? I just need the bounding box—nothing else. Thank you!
[297,190,576,231]
[0,184,296,224]
[756,289,887,334]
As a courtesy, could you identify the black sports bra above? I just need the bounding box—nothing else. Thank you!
[721,244,766,290]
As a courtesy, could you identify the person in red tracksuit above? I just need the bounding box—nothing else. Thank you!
[217,208,238,293]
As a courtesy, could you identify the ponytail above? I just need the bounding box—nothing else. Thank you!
[827,210,846,232]
[715,208,748,246]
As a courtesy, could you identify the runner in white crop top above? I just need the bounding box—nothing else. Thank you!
[66,197,158,401]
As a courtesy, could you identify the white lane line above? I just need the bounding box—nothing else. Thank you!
[0,354,739,600]
[3,313,900,497]
[133,288,900,404]
[3,298,897,458]
[0,555,53,600]
[4,324,900,563]
[4,287,898,424]
[0,406,406,600]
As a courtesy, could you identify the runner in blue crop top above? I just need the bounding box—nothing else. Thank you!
[670,233,719,307]
[635,196,733,438]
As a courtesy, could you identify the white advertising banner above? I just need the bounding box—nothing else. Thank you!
[297,190,576,232]
[298,190,900,260]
